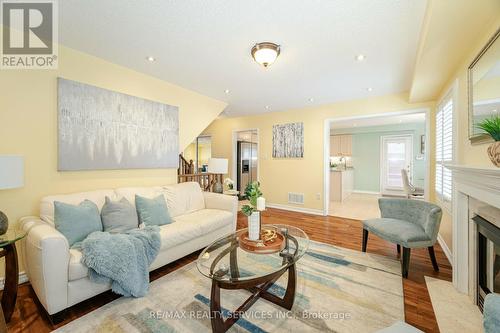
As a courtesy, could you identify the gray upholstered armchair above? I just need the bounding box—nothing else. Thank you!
[362,198,442,278]
[484,293,500,333]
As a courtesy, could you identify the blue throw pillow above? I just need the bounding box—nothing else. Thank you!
[135,194,172,226]
[54,200,103,246]
[101,196,139,233]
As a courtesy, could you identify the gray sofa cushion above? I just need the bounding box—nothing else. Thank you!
[363,218,432,248]
[101,197,139,233]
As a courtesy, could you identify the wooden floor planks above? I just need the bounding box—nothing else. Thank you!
[6,208,451,332]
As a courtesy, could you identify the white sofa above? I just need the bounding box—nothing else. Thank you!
[19,182,237,318]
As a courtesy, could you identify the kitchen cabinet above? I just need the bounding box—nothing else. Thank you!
[340,135,352,156]
[330,135,352,156]
[330,169,354,202]
[330,135,341,156]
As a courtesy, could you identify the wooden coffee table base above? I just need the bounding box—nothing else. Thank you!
[209,263,296,333]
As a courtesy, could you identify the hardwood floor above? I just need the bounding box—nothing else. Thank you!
[6,208,451,332]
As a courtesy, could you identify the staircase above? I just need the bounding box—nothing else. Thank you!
[178,154,222,192]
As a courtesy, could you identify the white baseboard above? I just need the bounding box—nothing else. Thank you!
[0,271,28,290]
[437,234,453,266]
[352,190,381,195]
[266,203,324,216]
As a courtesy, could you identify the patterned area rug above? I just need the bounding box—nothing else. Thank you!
[55,241,404,332]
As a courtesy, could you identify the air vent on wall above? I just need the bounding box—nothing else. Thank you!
[288,192,304,205]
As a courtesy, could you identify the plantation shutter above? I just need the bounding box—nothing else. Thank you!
[435,96,454,205]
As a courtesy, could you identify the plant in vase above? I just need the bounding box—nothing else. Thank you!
[224,178,234,190]
[241,182,265,240]
[477,115,500,167]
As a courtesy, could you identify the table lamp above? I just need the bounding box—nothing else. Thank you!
[208,158,228,193]
[0,156,24,235]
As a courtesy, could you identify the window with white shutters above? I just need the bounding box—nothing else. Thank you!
[435,94,454,208]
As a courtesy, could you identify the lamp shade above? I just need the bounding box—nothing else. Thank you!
[208,158,228,174]
[0,155,24,189]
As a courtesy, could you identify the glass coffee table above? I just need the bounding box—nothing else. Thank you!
[197,224,309,333]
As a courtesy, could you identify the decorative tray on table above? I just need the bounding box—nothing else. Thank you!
[238,227,286,254]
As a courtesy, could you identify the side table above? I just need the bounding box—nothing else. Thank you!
[222,190,239,196]
[0,230,26,324]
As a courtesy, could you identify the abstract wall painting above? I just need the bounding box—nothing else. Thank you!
[57,78,179,171]
[272,122,304,158]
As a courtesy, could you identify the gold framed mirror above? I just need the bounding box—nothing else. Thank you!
[468,28,500,144]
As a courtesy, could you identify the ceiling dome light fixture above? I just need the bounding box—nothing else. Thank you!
[251,42,280,67]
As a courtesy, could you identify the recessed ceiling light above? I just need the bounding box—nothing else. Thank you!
[308,98,314,102]
[355,54,366,62]
[399,120,403,123]
[224,89,230,94]
[265,105,270,110]
[146,56,156,62]
[366,87,373,92]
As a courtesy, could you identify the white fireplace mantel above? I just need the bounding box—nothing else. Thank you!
[446,164,500,298]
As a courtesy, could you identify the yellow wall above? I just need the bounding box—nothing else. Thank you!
[430,18,500,252]
[183,143,197,163]
[0,45,227,276]
[203,93,432,212]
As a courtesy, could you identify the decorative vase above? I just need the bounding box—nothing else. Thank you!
[487,141,500,167]
[248,211,260,240]
[0,211,8,235]
[213,182,223,193]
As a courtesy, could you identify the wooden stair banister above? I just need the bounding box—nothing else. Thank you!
[178,154,222,192]
[177,172,222,192]
[178,154,194,175]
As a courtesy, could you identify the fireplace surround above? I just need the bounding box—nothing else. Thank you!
[446,164,500,307]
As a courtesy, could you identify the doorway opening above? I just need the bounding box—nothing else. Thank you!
[324,109,430,219]
[183,136,212,173]
[380,134,413,196]
[232,129,259,198]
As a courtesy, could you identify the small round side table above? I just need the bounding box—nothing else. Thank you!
[0,229,26,323]
[223,190,239,196]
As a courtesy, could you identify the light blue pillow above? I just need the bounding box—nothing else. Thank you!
[135,194,172,226]
[101,197,139,233]
[54,200,103,246]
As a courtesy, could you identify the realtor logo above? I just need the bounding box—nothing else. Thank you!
[1,0,58,69]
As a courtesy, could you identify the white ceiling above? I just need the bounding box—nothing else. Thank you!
[60,0,427,117]
[330,112,426,130]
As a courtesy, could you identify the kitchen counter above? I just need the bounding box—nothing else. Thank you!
[330,168,354,202]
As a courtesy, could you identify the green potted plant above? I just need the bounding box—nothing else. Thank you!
[477,115,500,167]
[241,181,265,240]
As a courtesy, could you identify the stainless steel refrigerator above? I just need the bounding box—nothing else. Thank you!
[237,141,258,192]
